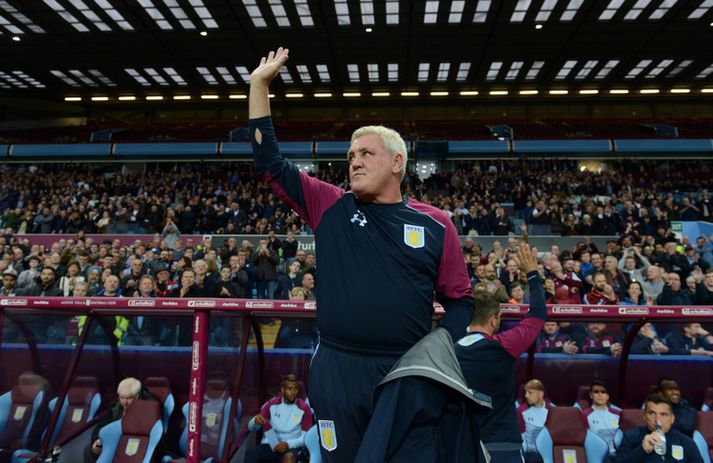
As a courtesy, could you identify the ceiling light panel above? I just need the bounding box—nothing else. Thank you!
[448,0,465,23]
[385,0,399,24]
[486,62,502,81]
[424,0,439,24]
[645,59,673,78]
[196,66,218,85]
[10,70,45,88]
[69,0,112,31]
[367,63,379,82]
[243,0,266,27]
[360,0,374,25]
[51,70,81,87]
[236,66,251,84]
[69,69,98,86]
[456,62,471,81]
[277,67,293,84]
[268,0,290,27]
[555,60,577,80]
[316,64,331,83]
[125,68,151,86]
[436,62,450,81]
[535,0,559,22]
[595,59,620,79]
[294,0,314,26]
[625,59,653,78]
[0,1,45,33]
[334,0,350,26]
[163,0,195,29]
[0,71,27,88]
[560,0,584,21]
[574,60,599,80]
[624,0,652,20]
[387,63,398,82]
[215,66,236,84]
[666,60,693,77]
[88,69,116,86]
[688,0,713,19]
[138,0,172,29]
[43,0,89,31]
[163,67,187,85]
[144,67,169,86]
[0,12,22,34]
[188,0,218,28]
[505,61,524,80]
[649,0,677,19]
[296,65,312,83]
[347,64,360,83]
[696,63,713,79]
[525,61,545,80]
[93,0,133,30]
[473,0,491,22]
[510,0,532,22]
[599,0,625,20]
[418,62,430,82]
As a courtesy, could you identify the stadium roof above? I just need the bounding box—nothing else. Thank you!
[1,0,713,106]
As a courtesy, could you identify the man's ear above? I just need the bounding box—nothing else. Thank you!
[392,152,404,175]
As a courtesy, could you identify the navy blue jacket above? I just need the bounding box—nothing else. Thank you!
[455,271,546,444]
[615,426,703,462]
[251,117,473,347]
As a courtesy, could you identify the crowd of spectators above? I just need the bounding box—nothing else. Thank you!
[0,159,711,237]
[0,159,712,350]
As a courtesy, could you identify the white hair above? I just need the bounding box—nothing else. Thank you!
[350,125,408,179]
[118,377,141,396]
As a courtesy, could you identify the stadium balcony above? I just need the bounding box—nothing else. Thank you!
[0,296,711,462]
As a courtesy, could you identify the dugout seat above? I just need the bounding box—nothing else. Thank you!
[0,373,50,459]
[613,408,645,449]
[163,378,240,463]
[11,376,100,463]
[96,400,162,463]
[693,411,713,463]
[702,387,713,412]
[304,424,321,463]
[143,377,175,435]
[573,386,590,410]
[535,406,609,463]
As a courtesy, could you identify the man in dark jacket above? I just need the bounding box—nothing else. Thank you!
[17,267,61,297]
[615,393,702,462]
[657,378,699,437]
[252,239,279,299]
[84,378,157,463]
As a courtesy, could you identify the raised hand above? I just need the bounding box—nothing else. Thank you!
[250,47,289,88]
[516,243,538,274]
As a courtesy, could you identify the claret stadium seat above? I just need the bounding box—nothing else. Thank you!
[613,409,645,449]
[693,411,713,463]
[702,387,713,412]
[11,376,100,463]
[0,373,50,461]
[143,377,175,435]
[96,400,162,463]
[535,406,609,463]
[164,378,240,463]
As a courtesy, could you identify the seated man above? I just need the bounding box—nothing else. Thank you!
[665,323,713,357]
[84,377,155,463]
[517,379,552,463]
[583,272,619,305]
[615,393,702,462]
[246,374,314,463]
[581,380,621,456]
[631,322,669,355]
[537,321,578,354]
[576,322,623,356]
[657,378,697,437]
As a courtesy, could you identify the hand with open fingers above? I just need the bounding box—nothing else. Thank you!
[516,243,538,274]
[250,47,290,87]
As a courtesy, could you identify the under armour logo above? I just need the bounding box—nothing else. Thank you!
[350,210,367,227]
